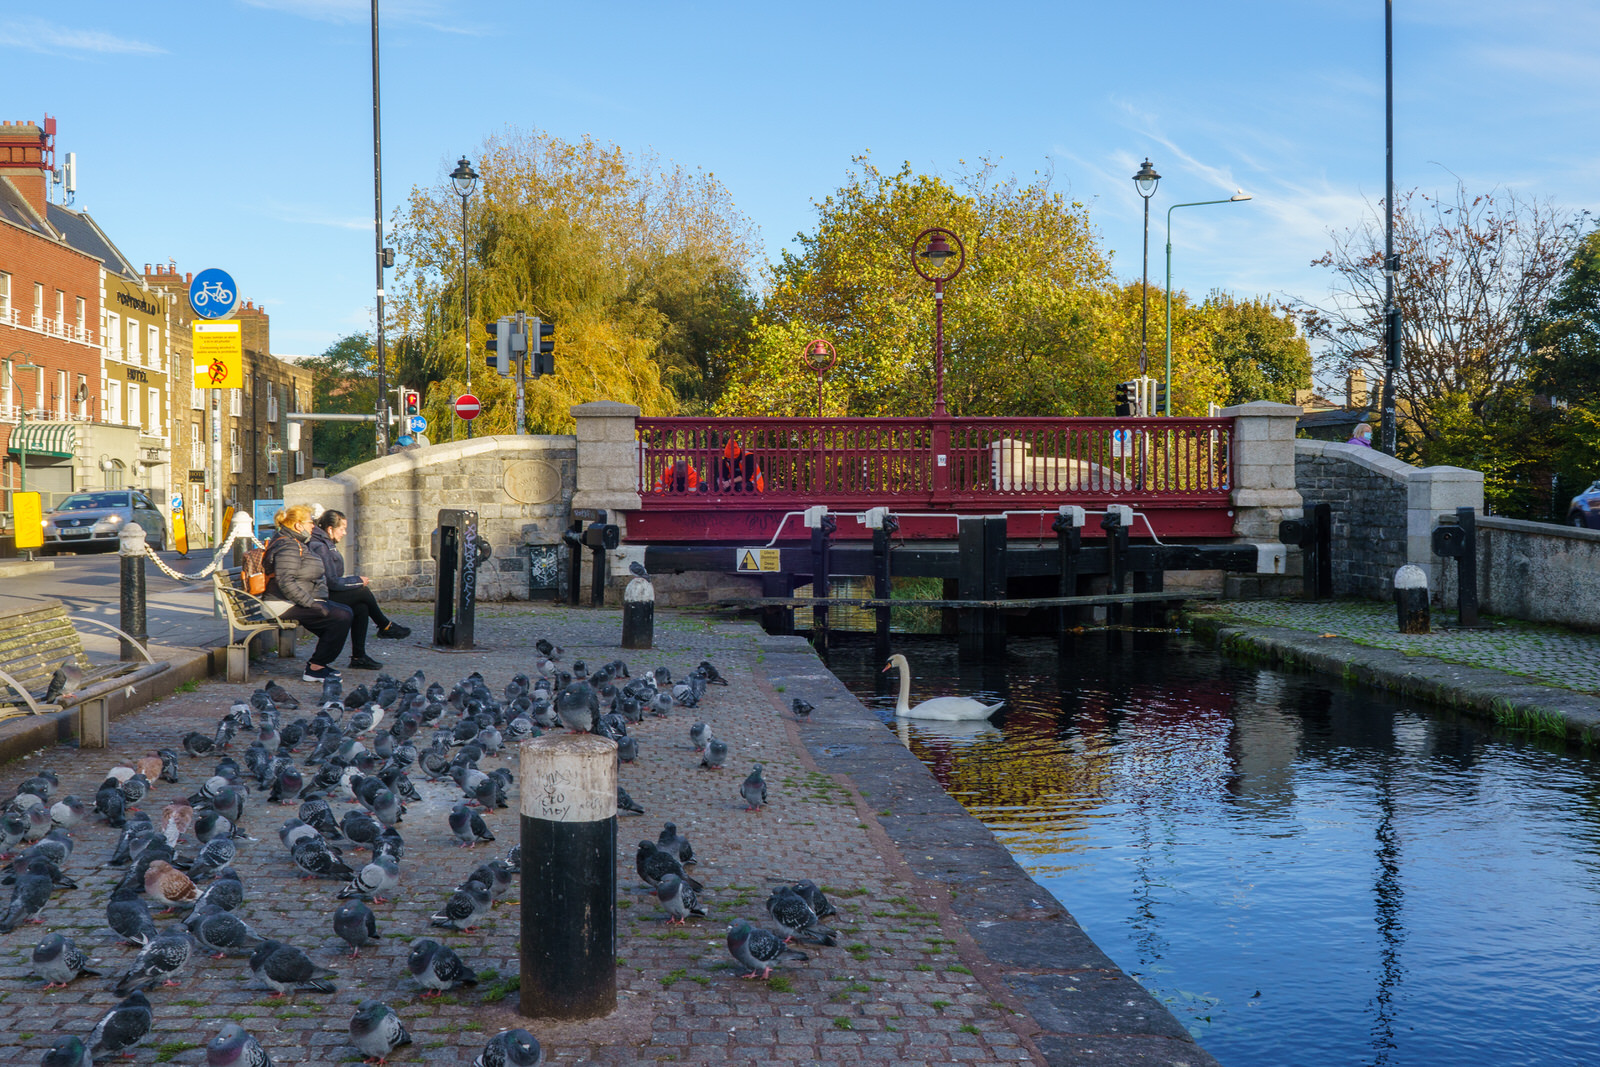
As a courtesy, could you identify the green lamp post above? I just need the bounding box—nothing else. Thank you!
[6,350,43,495]
[1164,191,1252,414]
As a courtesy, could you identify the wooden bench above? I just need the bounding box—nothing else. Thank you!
[0,600,170,747]
[212,568,300,683]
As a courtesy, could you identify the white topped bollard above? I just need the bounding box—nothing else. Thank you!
[118,522,148,661]
[519,733,617,1020]
[622,575,654,649]
[1394,564,1430,634]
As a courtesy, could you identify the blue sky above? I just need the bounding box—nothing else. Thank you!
[4,1,1595,393]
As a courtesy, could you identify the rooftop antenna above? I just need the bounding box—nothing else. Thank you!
[63,152,76,205]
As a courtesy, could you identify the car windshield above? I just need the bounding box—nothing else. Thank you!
[55,492,131,511]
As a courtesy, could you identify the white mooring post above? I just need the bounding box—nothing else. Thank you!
[1395,564,1430,634]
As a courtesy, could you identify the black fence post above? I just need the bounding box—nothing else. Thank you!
[957,516,984,659]
[807,510,836,654]
[622,575,653,649]
[1102,506,1131,628]
[982,516,1007,655]
[118,525,148,662]
[869,509,898,659]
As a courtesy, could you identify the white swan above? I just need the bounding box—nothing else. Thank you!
[882,654,1005,721]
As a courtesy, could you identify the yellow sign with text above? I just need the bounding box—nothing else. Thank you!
[735,548,781,572]
[192,321,243,389]
[13,492,42,549]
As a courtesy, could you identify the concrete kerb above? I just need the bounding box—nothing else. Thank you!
[1184,608,1600,743]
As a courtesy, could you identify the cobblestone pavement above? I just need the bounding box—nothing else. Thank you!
[1193,599,1600,696]
[0,606,1049,1066]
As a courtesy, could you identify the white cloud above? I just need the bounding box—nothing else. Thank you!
[0,17,165,56]
[237,0,483,34]
[263,201,372,232]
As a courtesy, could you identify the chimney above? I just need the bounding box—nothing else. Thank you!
[1347,368,1368,409]
[0,120,51,217]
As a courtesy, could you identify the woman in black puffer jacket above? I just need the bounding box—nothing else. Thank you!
[264,504,352,683]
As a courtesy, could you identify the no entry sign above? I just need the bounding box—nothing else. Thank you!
[454,394,481,421]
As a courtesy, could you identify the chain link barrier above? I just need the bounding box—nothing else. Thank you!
[139,515,269,583]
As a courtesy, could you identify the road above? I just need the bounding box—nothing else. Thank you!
[0,548,230,662]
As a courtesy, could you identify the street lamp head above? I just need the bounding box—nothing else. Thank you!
[1133,158,1161,199]
[911,227,965,284]
[920,232,955,263]
[1229,190,1252,202]
[450,156,479,199]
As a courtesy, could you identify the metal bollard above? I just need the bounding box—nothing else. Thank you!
[1431,506,1479,627]
[621,576,654,649]
[1394,564,1430,634]
[432,508,480,650]
[519,734,617,1020]
[119,524,148,661]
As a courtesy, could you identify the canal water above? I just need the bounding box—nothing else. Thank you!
[826,634,1600,1067]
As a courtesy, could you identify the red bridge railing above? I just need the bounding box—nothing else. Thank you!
[636,415,1231,508]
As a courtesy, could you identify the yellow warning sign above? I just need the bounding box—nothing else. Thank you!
[736,548,781,572]
[192,320,243,390]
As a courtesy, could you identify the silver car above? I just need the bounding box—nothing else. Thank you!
[41,490,168,554]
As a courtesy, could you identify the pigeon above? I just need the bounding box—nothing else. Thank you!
[31,931,102,988]
[556,684,595,734]
[766,884,838,945]
[473,1029,544,1067]
[340,810,383,849]
[338,854,401,903]
[0,857,53,931]
[291,837,354,881]
[740,764,768,812]
[689,722,712,752]
[186,906,268,957]
[657,873,706,925]
[791,697,814,720]
[349,999,411,1064]
[448,802,495,848]
[616,735,638,763]
[265,681,298,709]
[145,859,201,910]
[463,859,517,904]
[617,786,645,816]
[635,840,703,892]
[697,660,728,685]
[430,879,491,931]
[792,879,836,920]
[41,1036,91,1067]
[194,869,245,913]
[206,1022,277,1067]
[182,731,217,758]
[113,926,196,994]
[183,836,239,882]
[700,738,728,771]
[727,920,809,979]
[249,939,338,995]
[407,937,479,997]
[49,795,88,831]
[89,990,153,1058]
[628,560,649,580]
[657,822,695,866]
[333,899,382,957]
[107,885,159,945]
[120,772,151,808]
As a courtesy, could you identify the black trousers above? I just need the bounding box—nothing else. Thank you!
[277,601,353,667]
[329,585,391,657]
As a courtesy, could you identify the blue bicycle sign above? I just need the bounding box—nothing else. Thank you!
[189,268,239,319]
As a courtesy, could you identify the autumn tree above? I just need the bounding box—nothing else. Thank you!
[386,128,758,434]
[299,333,377,475]
[1199,291,1311,406]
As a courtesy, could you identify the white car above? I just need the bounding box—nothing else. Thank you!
[41,490,168,553]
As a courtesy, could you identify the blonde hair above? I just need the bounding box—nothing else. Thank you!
[1354,422,1373,435]
[275,504,315,530]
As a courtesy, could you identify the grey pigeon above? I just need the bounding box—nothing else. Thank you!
[249,938,338,995]
[697,660,728,685]
[463,859,517,904]
[184,835,238,881]
[338,854,401,903]
[89,990,153,1058]
[791,697,814,720]
[407,937,479,996]
[556,683,595,734]
[182,731,217,758]
[727,920,808,979]
[291,837,354,881]
[793,878,836,919]
[31,931,101,988]
[617,785,645,816]
[740,764,768,812]
[689,722,711,752]
[107,885,159,945]
[430,879,491,931]
[0,858,53,931]
[636,840,703,892]
[766,884,837,945]
[114,926,196,995]
[49,795,88,830]
[616,735,638,763]
[700,738,727,771]
[206,1022,277,1067]
[473,1028,544,1067]
[41,1036,90,1067]
[657,873,706,925]
[657,822,695,866]
[333,898,382,957]
[628,560,649,580]
[194,869,245,913]
[448,802,495,848]
[349,999,411,1062]
[186,906,267,957]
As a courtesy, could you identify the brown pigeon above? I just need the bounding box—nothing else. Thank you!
[144,859,199,911]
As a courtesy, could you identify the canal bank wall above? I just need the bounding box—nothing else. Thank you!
[1184,601,1600,743]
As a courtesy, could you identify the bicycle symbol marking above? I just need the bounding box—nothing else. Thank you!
[192,281,234,308]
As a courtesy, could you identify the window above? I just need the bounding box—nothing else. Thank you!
[148,386,161,435]
[190,380,204,411]
[0,272,10,319]
[74,297,85,338]
[34,365,43,413]
[294,450,304,475]
[127,383,140,431]
[147,325,159,367]
[1,359,10,420]
[103,460,125,490]
[56,370,66,418]
[33,282,43,328]
[106,312,121,358]
[191,424,204,468]
[229,428,242,473]
[75,375,87,419]
[106,380,122,425]
[267,392,278,422]
[267,434,278,474]
[54,290,64,332]
[126,319,140,364]
[229,389,241,417]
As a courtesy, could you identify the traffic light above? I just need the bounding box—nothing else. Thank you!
[1115,381,1134,417]
[532,317,555,378]
[484,317,512,377]
[1154,380,1168,415]
[401,389,420,417]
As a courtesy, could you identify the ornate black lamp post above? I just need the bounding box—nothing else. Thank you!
[1132,159,1161,375]
[911,228,966,416]
[450,156,479,439]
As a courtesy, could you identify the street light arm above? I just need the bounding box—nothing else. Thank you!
[1163,195,1252,416]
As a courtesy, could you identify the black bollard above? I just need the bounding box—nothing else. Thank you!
[432,509,479,650]
[118,524,148,662]
[519,734,617,1020]
[1394,564,1430,634]
[621,575,654,649]
[868,508,898,658]
[806,507,835,655]
[563,521,584,606]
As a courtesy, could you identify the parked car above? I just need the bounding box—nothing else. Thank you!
[1568,481,1600,529]
[41,490,167,553]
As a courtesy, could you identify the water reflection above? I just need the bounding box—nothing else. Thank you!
[827,634,1600,1067]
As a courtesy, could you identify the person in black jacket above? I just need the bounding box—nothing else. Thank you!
[311,510,409,671]
[263,504,353,683]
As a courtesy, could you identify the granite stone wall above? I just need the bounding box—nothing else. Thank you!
[1438,516,1600,630]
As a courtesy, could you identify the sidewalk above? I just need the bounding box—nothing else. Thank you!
[1186,599,1600,739]
[0,605,1216,1067]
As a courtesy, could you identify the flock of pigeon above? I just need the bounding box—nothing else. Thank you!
[2,633,837,1064]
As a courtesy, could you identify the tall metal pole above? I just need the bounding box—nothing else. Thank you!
[371,0,389,455]
[1140,196,1151,374]
[462,192,472,439]
[1380,0,1399,455]
[932,279,946,416]
[1164,195,1252,416]
[211,391,222,545]
[514,310,527,435]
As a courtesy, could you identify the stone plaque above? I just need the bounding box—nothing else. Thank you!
[504,459,561,504]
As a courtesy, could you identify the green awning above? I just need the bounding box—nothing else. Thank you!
[7,422,77,459]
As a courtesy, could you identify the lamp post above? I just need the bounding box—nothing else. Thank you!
[911,228,966,416]
[449,155,479,440]
[1132,159,1161,375]
[1164,191,1252,415]
[6,351,43,497]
